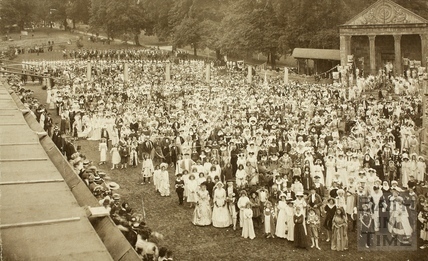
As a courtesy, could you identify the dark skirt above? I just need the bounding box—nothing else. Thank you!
[294,223,307,248]
[121,156,129,164]
[324,216,334,231]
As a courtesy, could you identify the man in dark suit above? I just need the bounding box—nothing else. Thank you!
[284,184,296,200]
[59,133,67,155]
[230,142,239,176]
[65,139,77,160]
[170,145,179,168]
[308,186,323,216]
[52,126,61,148]
[142,137,154,159]
[44,113,53,137]
[115,117,124,140]
[101,128,110,148]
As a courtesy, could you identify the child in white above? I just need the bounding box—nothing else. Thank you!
[242,202,256,239]
[307,208,321,250]
[141,154,154,184]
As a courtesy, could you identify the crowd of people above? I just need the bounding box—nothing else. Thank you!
[7,75,172,261]
[15,47,428,257]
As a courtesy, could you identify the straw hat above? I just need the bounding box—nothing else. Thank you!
[107,182,120,190]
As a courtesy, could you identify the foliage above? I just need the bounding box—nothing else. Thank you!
[142,0,174,40]
[0,0,36,30]
[76,39,84,49]
[1,0,428,64]
[90,0,148,45]
[66,0,91,28]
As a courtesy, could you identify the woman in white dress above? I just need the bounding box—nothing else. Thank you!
[110,126,119,146]
[235,164,247,187]
[242,202,256,239]
[237,190,250,228]
[388,196,413,242]
[49,92,56,110]
[401,153,412,188]
[98,138,108,165]
[325,155,336,188]
[153,165,161,193]
[192,183,212,226]
[158,163,170,197]
[110,144,121,169]
[175,155,184,175]
[275,194,288,238]
[208,165,219,180]
[285,199,295,241]
[345,177,357,217]
[186,174,198,208]
[212,182,231,228]
[89,113,102,141]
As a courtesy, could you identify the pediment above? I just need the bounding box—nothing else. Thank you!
[344,0,428,26]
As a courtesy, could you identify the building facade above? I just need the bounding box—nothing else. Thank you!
[339,0,428,76]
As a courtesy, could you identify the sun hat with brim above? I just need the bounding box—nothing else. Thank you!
[107,182,120,190]
[337,189,345,195]
[160,163,168,168]
[216,181,224,187]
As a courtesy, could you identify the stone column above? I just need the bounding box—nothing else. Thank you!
[205,64,210,82]
[421,34,428,67]
[247,65,252,84]
[393,34,402,76]
[165,63,171,82]
[124,63,129,82]
[369,35,376,75]
[346,35,352,57]
[284,67,289,84]
[340,35,352,66]
[340,35,347,66]
[87,62,91,80]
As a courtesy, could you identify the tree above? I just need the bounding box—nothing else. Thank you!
[218,0,282,67]
[90,0,148,45]
[143,0,174,40]
[45,0,68,30]
[66,0,91,29]
[0,0,36,30]
[166,0,227,57]
[173,17,201,56]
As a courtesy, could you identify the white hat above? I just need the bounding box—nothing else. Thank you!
[160,163,168,168]
[107,182,120,190]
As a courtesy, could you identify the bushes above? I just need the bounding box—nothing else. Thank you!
[76,39,84,49]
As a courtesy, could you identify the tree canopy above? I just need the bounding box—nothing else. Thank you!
[89,0,148,45]
[1,0,427,64]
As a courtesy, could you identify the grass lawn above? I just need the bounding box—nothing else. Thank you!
[12,28,426,261]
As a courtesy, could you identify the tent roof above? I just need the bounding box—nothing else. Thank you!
[0,87,113,261]
[292,48,340,61]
